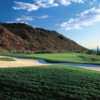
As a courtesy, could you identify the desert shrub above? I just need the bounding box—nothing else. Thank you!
[34,51,53,54]
[85,50,96,55]
[96,51,100,55]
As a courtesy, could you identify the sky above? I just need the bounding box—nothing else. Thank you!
[0,0,100,49]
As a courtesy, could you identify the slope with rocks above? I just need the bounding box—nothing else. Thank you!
[0,23,87,52]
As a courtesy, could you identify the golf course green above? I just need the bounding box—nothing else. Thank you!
[0,52,100,99]
[2,52,100,64]
[32,52,100,64]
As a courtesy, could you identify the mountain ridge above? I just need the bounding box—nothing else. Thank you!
[0,23,87,52]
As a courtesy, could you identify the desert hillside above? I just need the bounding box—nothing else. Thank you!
[0,23,86,52]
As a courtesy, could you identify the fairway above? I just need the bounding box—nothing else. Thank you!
[4,52,100,64]
[0,65,100,99]
[31,53,100,64]
[0,53,100,99]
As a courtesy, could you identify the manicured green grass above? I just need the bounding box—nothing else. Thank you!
[1,52,100,64]
[0,65,100,99]
[32,53,100,64]
[0,56,15,61]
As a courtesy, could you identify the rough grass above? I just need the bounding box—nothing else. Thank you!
[0,65,100,99]
[0,56,15,61]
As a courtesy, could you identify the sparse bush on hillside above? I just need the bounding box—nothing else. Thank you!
[85,50,96,55]
[96,48,100,55]
[34,50,53,54]
[10,50,34,54]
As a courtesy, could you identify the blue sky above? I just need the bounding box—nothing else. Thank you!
[0,0,100,49]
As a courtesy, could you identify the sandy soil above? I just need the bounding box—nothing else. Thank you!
[0,58,49,68]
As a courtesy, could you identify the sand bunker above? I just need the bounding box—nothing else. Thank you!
[0,56,100,72]
[0,57,49,68]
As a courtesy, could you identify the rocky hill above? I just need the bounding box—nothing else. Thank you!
[0,23,87,52]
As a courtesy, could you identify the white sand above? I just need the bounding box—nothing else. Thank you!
[0,56,100,72]
[0,57,49,68]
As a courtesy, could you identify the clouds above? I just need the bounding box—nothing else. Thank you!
[15,15,49,23]
[13,1,40,11]
[13,0,86,12]
[12,0,87,25]
[12,0,100,31]
[13,1,51,24]
[60,6,100,30]
[37,15,49,19]
[16,16,33,23]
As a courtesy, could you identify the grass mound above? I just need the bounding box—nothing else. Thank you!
[0,65,100,99]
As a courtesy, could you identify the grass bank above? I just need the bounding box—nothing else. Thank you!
[0,56,15,61]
